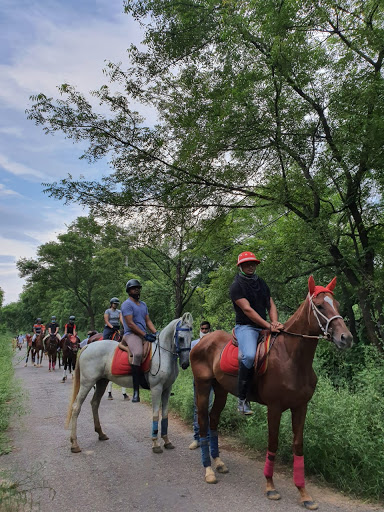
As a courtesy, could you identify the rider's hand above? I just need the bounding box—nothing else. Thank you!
[144,333,156,343]
[270,321,284,333]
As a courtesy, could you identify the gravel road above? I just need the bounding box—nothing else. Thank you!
[1,346,382,512]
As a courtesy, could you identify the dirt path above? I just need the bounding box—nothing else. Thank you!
[1,346,382,512]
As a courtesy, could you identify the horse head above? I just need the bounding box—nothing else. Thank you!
[308,276,353,349]
[174,312,193,369]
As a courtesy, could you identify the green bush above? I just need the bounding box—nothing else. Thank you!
[0,334,19,454]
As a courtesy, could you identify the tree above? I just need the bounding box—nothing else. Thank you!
[17,217,126,330]
[27,1,384,346]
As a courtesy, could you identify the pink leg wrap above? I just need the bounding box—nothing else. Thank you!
[263,450,276,478]
[293,454,305,488]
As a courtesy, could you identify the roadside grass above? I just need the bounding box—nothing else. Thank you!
[0,333,35,511]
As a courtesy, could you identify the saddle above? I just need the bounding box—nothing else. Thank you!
[220,330,277,377]
[111,342,152,376]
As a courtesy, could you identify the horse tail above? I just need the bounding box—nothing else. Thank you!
[65,347,83,428]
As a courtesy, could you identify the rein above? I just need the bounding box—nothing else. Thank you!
[281,295,343,341]
[149,319,193,377]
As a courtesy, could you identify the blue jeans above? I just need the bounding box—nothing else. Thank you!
[235,324,261,369]
[193,381,214,441]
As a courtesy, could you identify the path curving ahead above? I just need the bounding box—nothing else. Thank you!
[1,346,381,512]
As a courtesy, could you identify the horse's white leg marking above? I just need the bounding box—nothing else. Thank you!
[205,467,217,484]
[161,387,174,449]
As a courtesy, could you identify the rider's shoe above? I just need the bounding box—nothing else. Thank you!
[107,392,113,400]
[238,399,253,415]
[189,440,200,450]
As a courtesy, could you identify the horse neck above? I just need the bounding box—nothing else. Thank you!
[159,319,178,351]
[283,299,319,363]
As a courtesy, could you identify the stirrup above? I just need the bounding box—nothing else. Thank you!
[238,399,253,415]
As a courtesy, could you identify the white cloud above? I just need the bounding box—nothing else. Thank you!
[0,183,22,196]
[0,153,46,180]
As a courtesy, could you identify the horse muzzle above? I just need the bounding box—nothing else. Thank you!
[333,331,353,350]
[180,361,190,370]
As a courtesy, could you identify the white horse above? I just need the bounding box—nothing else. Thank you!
[66,312,193,454]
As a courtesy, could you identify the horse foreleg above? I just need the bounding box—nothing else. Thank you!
[91,379,109,441]
[264,405,282,501]
[209,386,229,475]
[150,386,163,453]
[196,378,217,484]
[160,387,174,450]
[291,405,318,510]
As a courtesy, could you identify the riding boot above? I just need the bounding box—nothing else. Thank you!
[237,362,254,415]
[131,364,141,403]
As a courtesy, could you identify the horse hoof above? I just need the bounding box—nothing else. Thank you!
[98,434,109,441]
[24,364,27,367]
[164,442,175,450]
[71,446,82,453]
[302,501,319,510]
[216,463,229,474]
[266,490,281,501]
[205,474,217,484]
[152,446,163,454]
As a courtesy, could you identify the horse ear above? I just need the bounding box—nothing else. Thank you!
[326,277,337,292]
[308,276,316,296]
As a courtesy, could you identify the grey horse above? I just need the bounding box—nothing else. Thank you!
[66,312,193,454]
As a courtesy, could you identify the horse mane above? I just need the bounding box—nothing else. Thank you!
[283,299,310,331]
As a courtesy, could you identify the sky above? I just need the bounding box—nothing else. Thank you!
[0,0,152,304]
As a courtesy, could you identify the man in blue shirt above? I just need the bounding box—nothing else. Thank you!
[121,279,157,403]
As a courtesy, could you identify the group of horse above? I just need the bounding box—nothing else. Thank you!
[63,276,352,510]
[25,332,80,380]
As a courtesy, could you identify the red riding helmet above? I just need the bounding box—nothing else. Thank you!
[237,251,261,266]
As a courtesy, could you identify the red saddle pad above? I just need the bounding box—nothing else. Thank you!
[220,335,271,376]
[111,346,151,376]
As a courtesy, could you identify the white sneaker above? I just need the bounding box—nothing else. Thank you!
[189,440,200,450]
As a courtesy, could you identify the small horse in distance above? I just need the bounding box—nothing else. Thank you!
[32,332,45,367]
[66,312,193,454]
[47,334,58,371]
[61,335,80,382]
[191,277,353,510]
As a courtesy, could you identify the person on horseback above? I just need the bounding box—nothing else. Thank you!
[230,251,284,415]
[103,298,123,340]
[32,318,45,343]
[62,316,77,341]
[103,298,129,401]
[121,279,157,403]
[44,316,61,344]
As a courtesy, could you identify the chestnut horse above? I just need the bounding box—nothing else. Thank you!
[47,334,58,371]
[191,276,353,510]
[61,335,80,382]
[32,332,45,367]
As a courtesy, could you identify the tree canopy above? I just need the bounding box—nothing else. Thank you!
[26,1,384,346]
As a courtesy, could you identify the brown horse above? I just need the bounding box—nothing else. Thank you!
[46,334,58,371]
[191,276,353,510]
[61,335,80,382]
[87,330,121,344]
[32,332,45,367]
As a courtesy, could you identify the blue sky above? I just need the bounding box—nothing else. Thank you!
[0,0,152,304]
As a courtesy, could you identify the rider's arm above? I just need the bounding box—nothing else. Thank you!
[124,314,146,337]
[145,315,156,334]
[104,312,113,329]
[268,298,284,330]
[235,298,271,329]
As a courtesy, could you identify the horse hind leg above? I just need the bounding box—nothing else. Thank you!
[70,383,94,453]
[91,379,109,441]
